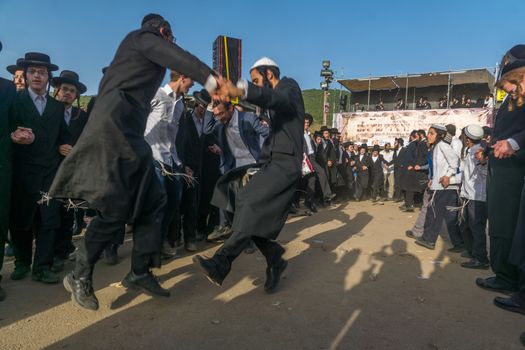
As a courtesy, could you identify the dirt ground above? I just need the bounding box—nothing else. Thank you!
[0,201,523,350]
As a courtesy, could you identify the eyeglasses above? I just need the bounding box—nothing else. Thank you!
[27,68,48,76]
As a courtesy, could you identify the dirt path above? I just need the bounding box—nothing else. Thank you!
[0,201,522,349]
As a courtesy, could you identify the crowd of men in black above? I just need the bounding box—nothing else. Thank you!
[1,28,525,345]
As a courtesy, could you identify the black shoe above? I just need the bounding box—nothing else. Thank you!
[461,259,489,270]
[104,244,119,265]
[402,206,415,213]
[460,250,473,259]
[493,296,525,315]
[185,242,198,252]
[405,230,416,239]
[475,276,518,294]
[10,264,30,280]
[305,201,318,213]
[51,258,65,273]
[265,259,288,294]
[31,268,61,284]
[520,332,525,346]
[63,272,99,310]
[122,271,170,297]
[415,237,435,250]
[447,244,465,253]
[192,255,226,286]
[324,193,336,202]
[399,204,407,210]
[161,241,179,260]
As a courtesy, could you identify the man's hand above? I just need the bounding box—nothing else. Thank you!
[362,165,368,171]
[475,148,488,164]
[208,144,222,155]
[492,140,516,159]
[327,160,333,167]
[414,165,421,171]
[11,127,35,145]
[439,176,450,188]
[407,165,414,171]
[59,144,73,157]
[184,166,193,177]
[350,160,356,166]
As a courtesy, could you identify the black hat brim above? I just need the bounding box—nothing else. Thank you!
[499,59,525,82]
[193,93,209,107]
[51,77,87,94]
[17,59,59,72]
[6,65,22,75]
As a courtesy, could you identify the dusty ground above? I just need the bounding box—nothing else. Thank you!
[0,201,523,350]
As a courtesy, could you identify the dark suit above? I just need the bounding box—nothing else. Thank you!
[369,155,385,200]
[55,106,89,260]
[49,22,215,276]
[393,146,409,200]
[10,90,66,272]
[487,99,525,288]
[203,109,269,172]
[354,153,371,200]
[302,132,332,204]
[214,77,304,272]
[317,140,338,187]
[342,150,356,196]
[0,78,17,274]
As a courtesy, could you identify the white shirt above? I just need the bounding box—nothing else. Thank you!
[144,84,184,167]
[225,109,255,167]
[381,150,394,173]
[430,141,460,190]
[459,144,487,201]
[304,131,314,155]
[484,97,494,108]
[28,87,47,115]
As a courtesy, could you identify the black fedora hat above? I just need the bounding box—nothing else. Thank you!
[17,52,58,71]
[304,113,314,124]
[6,64,22,75]
[193,89,211,107]
[51,70,86,94]
[372,145,381,152]
[358,143,368,151]
[499,59,525,81]
[320,125,330,132]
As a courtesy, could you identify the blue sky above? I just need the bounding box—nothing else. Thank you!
[1,0,524,95]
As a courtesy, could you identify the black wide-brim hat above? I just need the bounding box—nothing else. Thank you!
[6,64,22,75]
[372,145,381,152]
[304,113,314,124]
[17,52,58,71]
[342,141,352,148]
[359,143,368,151]
[320,126,330,132]
[51,70,87,94]
[193,89,211,106]
[499,59,525,82]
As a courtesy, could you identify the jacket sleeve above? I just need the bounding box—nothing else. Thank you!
[245,79,297,115]
[203,109,218,136]
[246,112,270,138]
[138,31,213,86]
[439,143,460,177]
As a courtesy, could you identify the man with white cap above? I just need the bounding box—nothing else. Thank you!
[193,57,304,293]
[450,124,489,269]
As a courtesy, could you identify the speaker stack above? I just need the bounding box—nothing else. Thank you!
[213,36,242,84]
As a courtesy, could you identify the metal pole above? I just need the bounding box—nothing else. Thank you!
[323,90,328,126]
[367,75,371,111]
[447,72,451,108]
[405,74,409,108]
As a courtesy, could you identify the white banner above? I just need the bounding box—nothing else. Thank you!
[334,108,493,145]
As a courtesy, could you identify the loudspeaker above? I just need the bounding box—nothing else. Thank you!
[213,36,242,84]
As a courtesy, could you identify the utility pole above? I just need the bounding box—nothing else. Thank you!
[320,60,334,126]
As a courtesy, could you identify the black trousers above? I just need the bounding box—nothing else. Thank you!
[54,206,76,260]
[422,190,462,246]
[355,173,369,200]
[214,230,284,274]
[74,174,166,278]
[156,165,183,247]
[11,199,61,272]
[172,181,198,244]
[405,191,416,207]
[308,155,332,198]
[459,199,488,263]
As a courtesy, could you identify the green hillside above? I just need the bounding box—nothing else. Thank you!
[302,89,350,130]
[78,89,351,132]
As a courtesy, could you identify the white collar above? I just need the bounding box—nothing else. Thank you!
[28,87,46,101]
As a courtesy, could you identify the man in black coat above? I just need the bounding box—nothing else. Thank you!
[194,57,304,293]
[50,14,225,310]
[318,126,338,188]
[402,131,428,212]
[369,145,386,202]
[0,40,19,300]
[354,144,371,201]
[392,138,408,201]
[10,52,66,284]
[51,70,91,271]
[476,46,525,294]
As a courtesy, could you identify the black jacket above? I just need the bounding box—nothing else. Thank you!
[49,24,214,221]
[63,106,89,146]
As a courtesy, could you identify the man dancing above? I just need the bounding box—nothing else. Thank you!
[193,57,304,293]
[50,14,224,310]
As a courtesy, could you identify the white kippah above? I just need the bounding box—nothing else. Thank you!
[250,57,279,71]
[464,124,484,140]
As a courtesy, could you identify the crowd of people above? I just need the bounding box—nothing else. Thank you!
[359,93,496,112]
[0,14,524,345]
